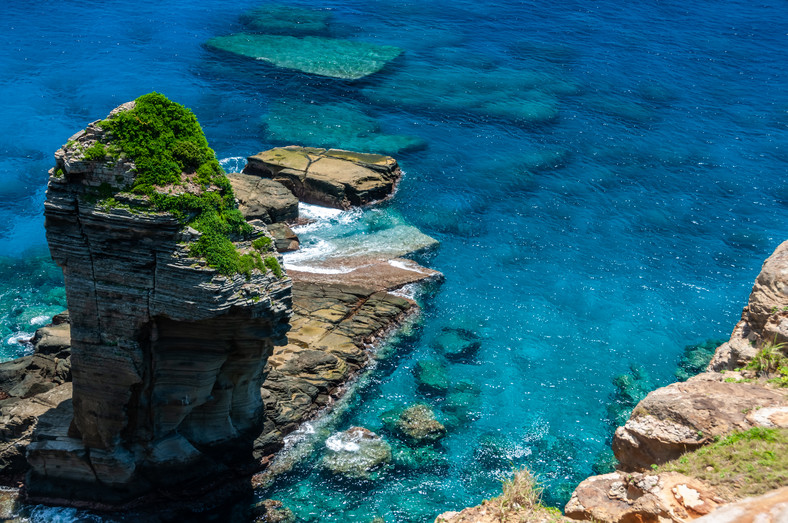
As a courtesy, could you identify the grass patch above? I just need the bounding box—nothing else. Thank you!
[658,427,788,500]
[484,468,566,522]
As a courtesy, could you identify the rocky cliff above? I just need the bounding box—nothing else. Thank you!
[25,94,292,508]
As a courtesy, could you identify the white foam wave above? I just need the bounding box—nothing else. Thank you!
[293,203,363,234]
[30,315,51,326]
[6,332,33,346]
[325,433,361,452]
[218,156,247,173]
[285,264,354,274]
[283,239,337,264]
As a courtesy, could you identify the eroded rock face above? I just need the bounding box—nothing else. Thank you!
[612,374,788,470]
[243,146,401,209]
[564,471,724,522]
[228,173,299,224]
[710,240,788,371]
[26,105,292,507]
[693,487,788,523]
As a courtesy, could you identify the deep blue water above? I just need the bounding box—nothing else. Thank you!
[1,0,787,521]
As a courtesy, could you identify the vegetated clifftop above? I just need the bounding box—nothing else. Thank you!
[26,94,292,508]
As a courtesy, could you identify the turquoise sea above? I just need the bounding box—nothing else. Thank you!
[2,0,787,521]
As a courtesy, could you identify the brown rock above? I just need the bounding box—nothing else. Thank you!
[228,173,299,224]
[564,471,724,522]
[287,257,443,293]
[243,146,401,209]
[710,240,788,371]
[267,222,300,252]
[693,486,788,523]
[612,375,788,470]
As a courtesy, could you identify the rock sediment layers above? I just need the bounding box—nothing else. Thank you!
[25,103,292,508]
[243,146,401,209]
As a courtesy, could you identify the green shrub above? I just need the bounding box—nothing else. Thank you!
[82,141,107,161]
[746,337,788,376]
[252,237,273,251]
[264,256,284,278]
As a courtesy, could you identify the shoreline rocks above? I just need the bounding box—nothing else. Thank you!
[243,146,402,210]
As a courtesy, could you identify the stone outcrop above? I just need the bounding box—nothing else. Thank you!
[565,471,725,522]
[710,239,788,371]
[612,374,788,470]
[693,487,788,523]
[243,146,401,209]
[321,427,392,479]
[25,103,292,508]
[228,173,299,224]
[565,240,788,522]
[255,282,418,457]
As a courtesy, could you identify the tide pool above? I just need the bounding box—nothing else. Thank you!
[1,0,787,521]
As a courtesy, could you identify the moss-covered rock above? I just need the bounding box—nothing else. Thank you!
[382,404,446,445]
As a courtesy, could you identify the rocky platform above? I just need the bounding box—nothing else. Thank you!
[243,146,402,209]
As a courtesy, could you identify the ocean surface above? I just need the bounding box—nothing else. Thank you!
[2,0,787,521]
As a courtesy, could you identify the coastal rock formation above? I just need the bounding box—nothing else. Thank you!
[255,282,418,457]
[243,146,401,209]
[26,97,292,507]
[383,404,446,445]
[321,427,392,479]
[612,375,788,470]
[694,487,788,522]
[710,239,788,371]
[564,471,724,522]
[228,173,299,224]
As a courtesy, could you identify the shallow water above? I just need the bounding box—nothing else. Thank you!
[1,0,787,521]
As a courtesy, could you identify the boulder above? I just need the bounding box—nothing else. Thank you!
[321,427,392,479]
[383,404,446,445]
[252,499,296,523]
[693,487,788,523]
[612,373,788,470]
[206,34,402,80]
[710,240,788,371]
[564,471,725,522]
[243,146,401,209]
[431,328,481,362]
[228,173,299,224]
[267,223,300,253]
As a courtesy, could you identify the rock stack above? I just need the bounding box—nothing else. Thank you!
[25,100,292,508]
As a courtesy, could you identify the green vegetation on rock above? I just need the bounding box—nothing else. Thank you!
[82,141,107,161]
[658,427,788,499]
[92,92,280,277]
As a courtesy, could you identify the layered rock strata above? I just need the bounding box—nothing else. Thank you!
[25,105,292,507]
[243,146,402,209]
